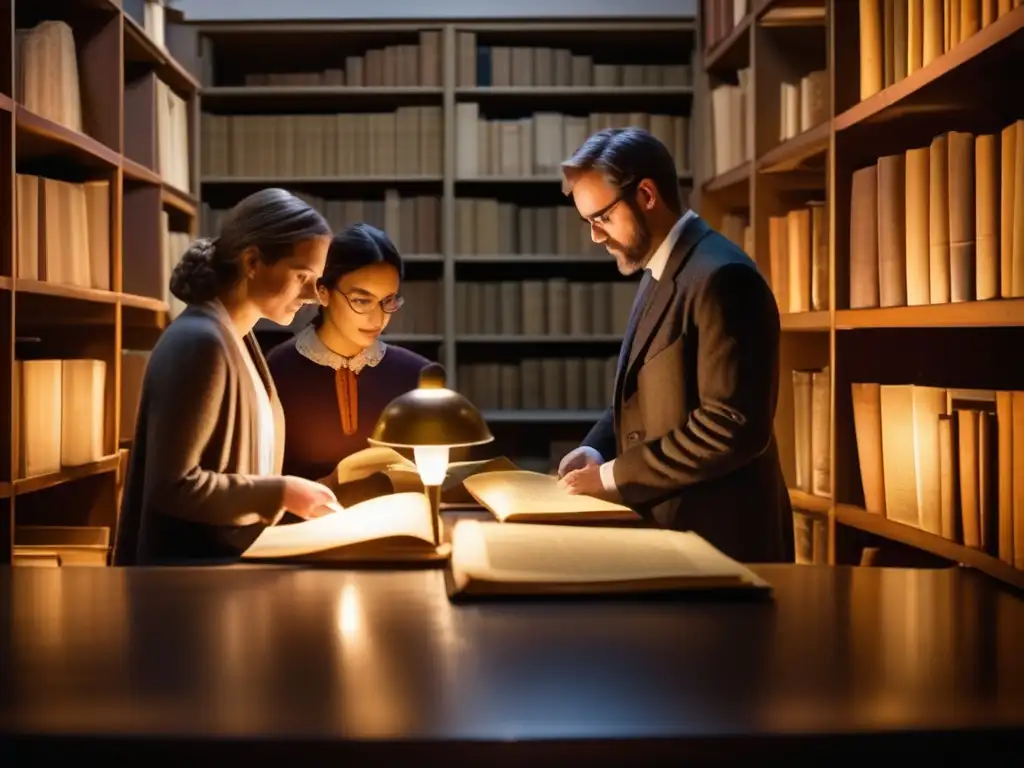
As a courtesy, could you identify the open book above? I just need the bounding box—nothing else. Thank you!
[447,520,771,599]
[241,492,448,564]
[462,470,642,523]
[334,446,518,506]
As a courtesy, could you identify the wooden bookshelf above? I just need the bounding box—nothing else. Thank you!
[695,0,1024,588]
[1,1,198,566]
[180,16,696,472]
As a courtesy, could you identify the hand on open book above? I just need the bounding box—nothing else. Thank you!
[559,463,617,501]
[556,446,603,478]
[282,476,340,520]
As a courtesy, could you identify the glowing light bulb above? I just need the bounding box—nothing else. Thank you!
[413,445,449,486]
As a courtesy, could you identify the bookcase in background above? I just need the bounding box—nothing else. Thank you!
[696,0,1024,589]
[1,0,198,566]
[178,17,697,472]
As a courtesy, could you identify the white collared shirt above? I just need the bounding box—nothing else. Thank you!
[595,210,697,493]
[204,299,276,476]
[646,208,697,281]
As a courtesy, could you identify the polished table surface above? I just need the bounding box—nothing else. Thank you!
[2,562,1024,763]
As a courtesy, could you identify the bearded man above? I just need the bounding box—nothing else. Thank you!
[556,127,794,563]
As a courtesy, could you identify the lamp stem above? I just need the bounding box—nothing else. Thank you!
[425,484,442,547]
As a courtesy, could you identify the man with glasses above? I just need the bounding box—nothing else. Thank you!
[557,127,793,564]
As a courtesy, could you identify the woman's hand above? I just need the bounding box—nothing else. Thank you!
[282,476,340,519]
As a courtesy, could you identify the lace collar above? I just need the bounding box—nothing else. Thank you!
[294,324,386,374]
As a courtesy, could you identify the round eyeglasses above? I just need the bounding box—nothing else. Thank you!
[336,289,404,315]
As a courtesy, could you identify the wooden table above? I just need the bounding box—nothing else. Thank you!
[1,563,1023,764]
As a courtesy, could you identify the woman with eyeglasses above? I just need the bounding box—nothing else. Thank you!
[266,222,431,504]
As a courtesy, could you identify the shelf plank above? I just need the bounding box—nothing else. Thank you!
[456,86,694,97]
[835,504,1024,591]
[202,175,443,185]
[702,161,751,192]
[203,86,442,97]
[759,1,827,27]
[15,107,121,169]
[0,93,12,113]
[834,6,1024,133]
[14,279,119,305]
[458,334,621,344]
[162,183,198,217]
[704,6,755,72]
[122,157,161,186]
[120,293,169,313]
[788,488,831,515]
[780,310,830,331]
[123,13,200,95]
[757,121,830,173]
[458,173,694,185]
[200,85,442,110]
[13,455,121,497]
[835,299,1024,329]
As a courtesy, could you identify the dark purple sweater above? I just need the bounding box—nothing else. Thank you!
[267,336,430,486]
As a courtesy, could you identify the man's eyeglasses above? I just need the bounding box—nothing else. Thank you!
[578,180,638,227]
[336,289,404,315]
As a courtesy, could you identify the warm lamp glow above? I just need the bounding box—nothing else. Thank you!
[369,362,494,547]
[414,445,450,486]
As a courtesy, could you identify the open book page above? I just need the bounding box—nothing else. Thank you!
[462,470,641,522]
[335,446,414,484]
[385,456,521,502]
[242,492,437,561]
[448,520,770,596]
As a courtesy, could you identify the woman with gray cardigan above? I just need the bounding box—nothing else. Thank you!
[114,188,339,565]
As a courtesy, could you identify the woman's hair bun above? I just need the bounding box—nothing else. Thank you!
[169,237,234,305]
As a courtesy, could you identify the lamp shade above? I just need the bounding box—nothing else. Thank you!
[368,363,494,449]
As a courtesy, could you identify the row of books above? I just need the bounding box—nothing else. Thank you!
[16,18,189,192]
[792,367,831,499]
[851,383,1024,570]
[158,80,191,193]
[15,20,82,133]
[13,359,107,479]
[203,193,442,256]
[137,0,166,50]
[849,120,1024,309]
[236,31,442,88]
[857,0,1021,102]
[376,281,442,335]
[720,213,753,256]
[456,32,693,89]
[454,107,692,179]
[793,511,829,565]
[455,279,635,338]
[709,68,752,178]
[202,108,691,181]
[455,199,601,257]
[201,195,609,260]
[200,108,444,178]
[15,175,110,289]
[768,203,830,314]
[702,0,749,55]
[456,356,617,412]
[120,350,149,443]
[779,70,828,143]
[161,211,189,318]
